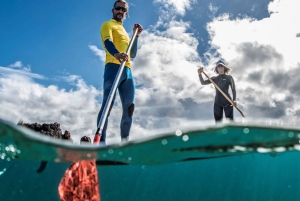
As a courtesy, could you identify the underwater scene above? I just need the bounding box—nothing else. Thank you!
[1,118,300,201]
[1,152,300,201]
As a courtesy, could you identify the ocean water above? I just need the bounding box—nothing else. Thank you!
[1,151,300,201]
[1,119,300,200]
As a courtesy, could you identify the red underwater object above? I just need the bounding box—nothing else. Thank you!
[58,160,100,201]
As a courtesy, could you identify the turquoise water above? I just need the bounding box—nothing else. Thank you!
[1,120,300,200]
[1,152,300,201]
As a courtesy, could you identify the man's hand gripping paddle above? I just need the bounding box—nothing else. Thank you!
[93,28,139,145]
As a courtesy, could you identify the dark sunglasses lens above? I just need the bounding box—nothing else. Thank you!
[114,7,127,12]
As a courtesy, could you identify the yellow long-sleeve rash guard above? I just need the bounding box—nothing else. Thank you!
[100,19,131,68]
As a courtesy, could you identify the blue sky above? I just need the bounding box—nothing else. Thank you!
[1,0,300,144]
[0,0,157,89]
[0,0,271,89]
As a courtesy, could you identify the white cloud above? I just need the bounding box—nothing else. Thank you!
[250,5,256,12]
[8,61,22,68]
[208,3,218,13]
[154,0,196,16]
[205,0,300,120]
[207,0,300,70]
[89,45,106,63]
[0,66,101,144]
[0,62,44,79]
[271,93,286,102]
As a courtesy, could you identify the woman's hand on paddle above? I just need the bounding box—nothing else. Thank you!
[198,67,204,75]
[231,101,237,107]
[133,24,143,37]
[114,52,129,63]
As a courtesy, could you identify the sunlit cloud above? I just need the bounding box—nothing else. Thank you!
[153,0,196,16]
[0,64,101,143]
[208,3,218,14]
[0,62,45,79]
[205,0,300,119]
[89,45,106,63]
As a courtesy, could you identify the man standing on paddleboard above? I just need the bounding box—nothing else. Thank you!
[198,61,237,122]
[97,0,143,144]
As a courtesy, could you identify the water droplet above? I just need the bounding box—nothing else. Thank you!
[257,147,271,153]
[108,149,114,154]
[234,146,246,151]
[102,154,107,158]
[87,153,91,157]
[119,152,123,155]
[161,139,168,145]
[128,157,132,161]
[222,129,228,134]
[243,128,249,134]
[288,132,294,137]
[9,145,15,152]
[274,147,286,152]
[182,135,189,142]
[175,130,182,136]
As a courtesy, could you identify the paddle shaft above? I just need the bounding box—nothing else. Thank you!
[95,29,139,137]
[202,71,245,118]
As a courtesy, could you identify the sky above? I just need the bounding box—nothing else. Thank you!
[1,0,300,144]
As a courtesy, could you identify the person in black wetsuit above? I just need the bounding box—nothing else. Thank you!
[198,62,236,122]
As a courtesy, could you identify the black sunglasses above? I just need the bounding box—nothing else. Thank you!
[114,6,127,12]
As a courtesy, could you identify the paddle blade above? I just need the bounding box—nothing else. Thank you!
[58,160,100,201]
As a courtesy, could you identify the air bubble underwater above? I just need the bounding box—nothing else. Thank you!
[0,144,20,161]
[243,128,250,134]
[161,139,168,145]
[182,135,189,142]
[288,132,294,137]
